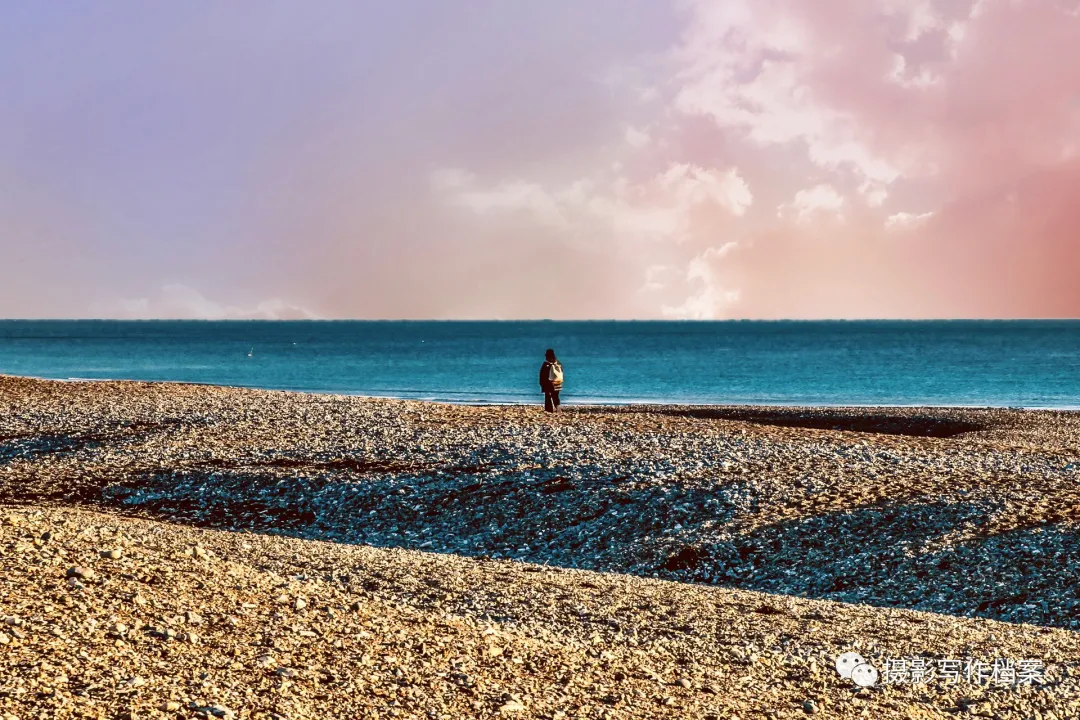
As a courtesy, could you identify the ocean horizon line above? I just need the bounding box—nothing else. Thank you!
[2,317,1080,324]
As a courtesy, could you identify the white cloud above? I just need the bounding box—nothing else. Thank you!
[656,164,754,217]
[429,169,571,229]
[686,242,738,283]
[887,54,942,90]
[780,184,846,224]
[859,180,890,207]
[432,162,752,245]
[662,285,741,319]
[662,243,741,319]
[641,264,674,292]
[885,210,935,231]
[92,284,318,320]
[880,0,941,41]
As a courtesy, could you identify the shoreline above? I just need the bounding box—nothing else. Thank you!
[5,372,1080,411]
[3,374,1080,718]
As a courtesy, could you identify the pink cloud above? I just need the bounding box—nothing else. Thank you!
[228,0,1077,321]
[4,2,1078,320]
[661,0,1080,317]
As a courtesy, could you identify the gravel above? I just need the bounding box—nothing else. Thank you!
[2,374,1080,718]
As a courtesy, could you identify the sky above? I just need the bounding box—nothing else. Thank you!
[1,0,1079,320]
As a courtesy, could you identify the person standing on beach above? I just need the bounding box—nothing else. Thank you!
[539,349,563,413]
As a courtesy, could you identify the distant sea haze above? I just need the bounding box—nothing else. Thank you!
[1,320,1079,409]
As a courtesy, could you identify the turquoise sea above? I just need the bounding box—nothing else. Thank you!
[1,320,1079,408]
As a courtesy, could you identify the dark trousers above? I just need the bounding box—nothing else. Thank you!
[544,390,561,412]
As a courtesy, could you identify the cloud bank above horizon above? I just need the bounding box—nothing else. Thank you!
[2,0,1079,319]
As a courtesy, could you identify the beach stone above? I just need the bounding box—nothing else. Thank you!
[66,566,96,581]
[99,548,122,559]
[498,700,526,713]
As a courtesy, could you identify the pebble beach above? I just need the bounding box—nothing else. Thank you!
[2,375,1080,719]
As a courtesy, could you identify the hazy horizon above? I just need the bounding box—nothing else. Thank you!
[3,318,1080,324]
[3,1,1079,321]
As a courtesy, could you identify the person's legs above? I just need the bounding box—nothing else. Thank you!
[551,390,560,412]
[544,392,554,412]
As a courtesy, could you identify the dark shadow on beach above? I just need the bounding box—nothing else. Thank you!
[676,501,1080,628]
[0,401,1069,631]
[0,419,186,465]
[44,458,1074,632]
[570,405,987,438]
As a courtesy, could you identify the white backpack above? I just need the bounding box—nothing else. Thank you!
[548,362,564,385]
